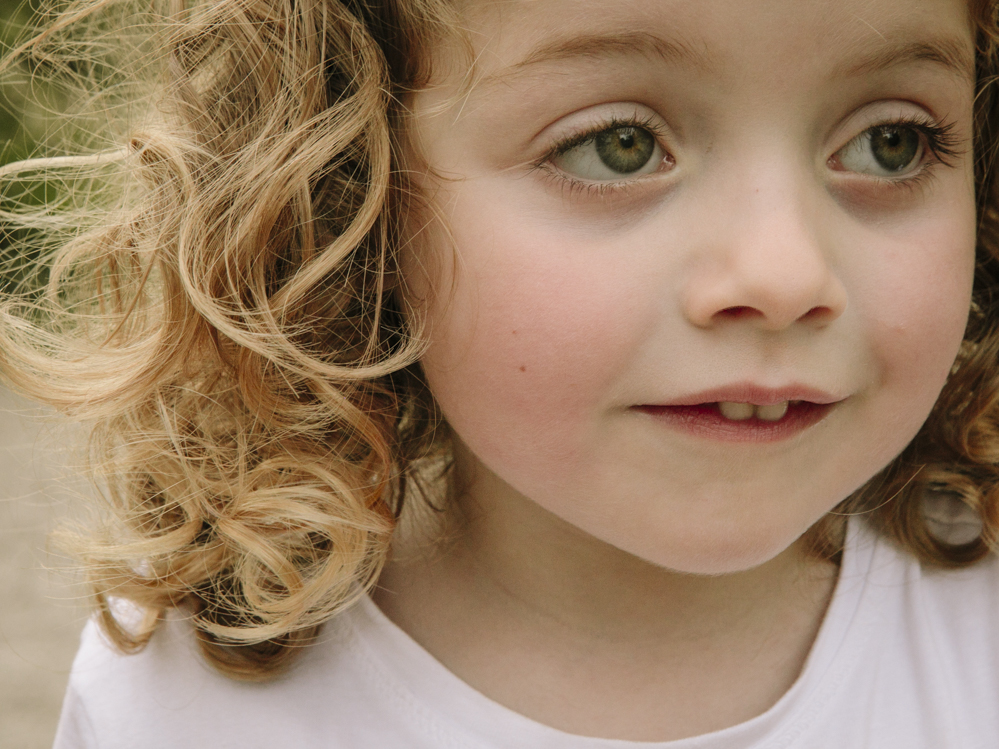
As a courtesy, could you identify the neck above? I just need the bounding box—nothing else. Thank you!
[374,456,839,741]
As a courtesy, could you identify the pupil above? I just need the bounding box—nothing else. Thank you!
[595,126,656,174]
[870,126,920,172]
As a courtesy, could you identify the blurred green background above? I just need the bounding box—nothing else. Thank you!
[0,2,89,748]
[0,0,44,168]
[0,0,57,297]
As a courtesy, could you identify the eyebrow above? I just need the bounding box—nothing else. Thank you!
[480,30,713,87]
[834,36,974,83]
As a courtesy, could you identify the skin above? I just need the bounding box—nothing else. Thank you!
[376,0,977,741]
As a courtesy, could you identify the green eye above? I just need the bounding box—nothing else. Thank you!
[552,124,666,181]
[868,127,920,172]
[594,127,657,174]
[837,125,924,177]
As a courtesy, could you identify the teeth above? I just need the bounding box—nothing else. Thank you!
[718,401,755,421]
[717,401,790,422]
[756,402,789,421]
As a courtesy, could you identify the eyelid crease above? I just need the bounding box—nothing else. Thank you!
[541,113,671,160]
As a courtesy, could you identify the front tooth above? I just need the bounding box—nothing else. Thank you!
[718,401,754,421]
[756,402,789,421]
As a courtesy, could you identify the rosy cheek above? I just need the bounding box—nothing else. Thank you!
[853,207,974,425]
[420,199,646,481]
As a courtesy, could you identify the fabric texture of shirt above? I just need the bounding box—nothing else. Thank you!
[53,519,999,748]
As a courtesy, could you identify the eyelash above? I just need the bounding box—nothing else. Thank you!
[842,116,961,193]
[534,114,962,199]
[534,114,672,199]
[882,116,961,166]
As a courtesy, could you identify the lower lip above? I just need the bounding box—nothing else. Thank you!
[634,402,834,443]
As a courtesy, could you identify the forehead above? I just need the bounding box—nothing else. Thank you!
[446,0,975,91]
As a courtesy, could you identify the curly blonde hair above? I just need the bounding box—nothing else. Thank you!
[2,0,999,681]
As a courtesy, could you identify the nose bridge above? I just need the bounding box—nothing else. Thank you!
[684,162,846,330]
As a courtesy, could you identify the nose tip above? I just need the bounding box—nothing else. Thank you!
[685,268,847,330]
[685,264,847,331]
[682,194,847,331]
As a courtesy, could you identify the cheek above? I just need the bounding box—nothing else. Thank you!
[853,203,975,427]
[417,196,648,485]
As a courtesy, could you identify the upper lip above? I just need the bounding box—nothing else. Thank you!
[649,383,844,407]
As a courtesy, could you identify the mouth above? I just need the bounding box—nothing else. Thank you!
[634,387,841,442]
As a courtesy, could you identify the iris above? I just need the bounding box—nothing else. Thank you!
[594,126,657,174]
[870,126,920,172]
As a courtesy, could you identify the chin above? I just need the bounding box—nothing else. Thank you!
[630,520,813,576]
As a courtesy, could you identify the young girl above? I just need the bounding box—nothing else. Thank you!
[3,0,999,745]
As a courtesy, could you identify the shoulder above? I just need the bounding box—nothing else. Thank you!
[65,612,218,710]
[864,529,999,740]
[852,516,999,643]
[914,549,999,685]
[56,614,276,748]
[860,519,999,672]
[54,608,405,749]
[771,523,999,747]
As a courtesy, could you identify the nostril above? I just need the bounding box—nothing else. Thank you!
[716,304,836,326]
[800,305,837,323]
[718,306,762,320]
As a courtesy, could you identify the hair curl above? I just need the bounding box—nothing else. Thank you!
[0,0,456,679]
[2,0,999,681]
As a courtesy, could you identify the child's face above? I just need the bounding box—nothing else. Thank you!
[405,0,977,574]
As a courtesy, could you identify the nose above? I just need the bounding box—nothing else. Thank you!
[682,179,847,331]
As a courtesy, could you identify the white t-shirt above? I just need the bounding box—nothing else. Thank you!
[53,520,999,748]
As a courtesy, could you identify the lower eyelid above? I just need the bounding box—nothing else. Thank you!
[828,166,940,208]
[535,160,678,202]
